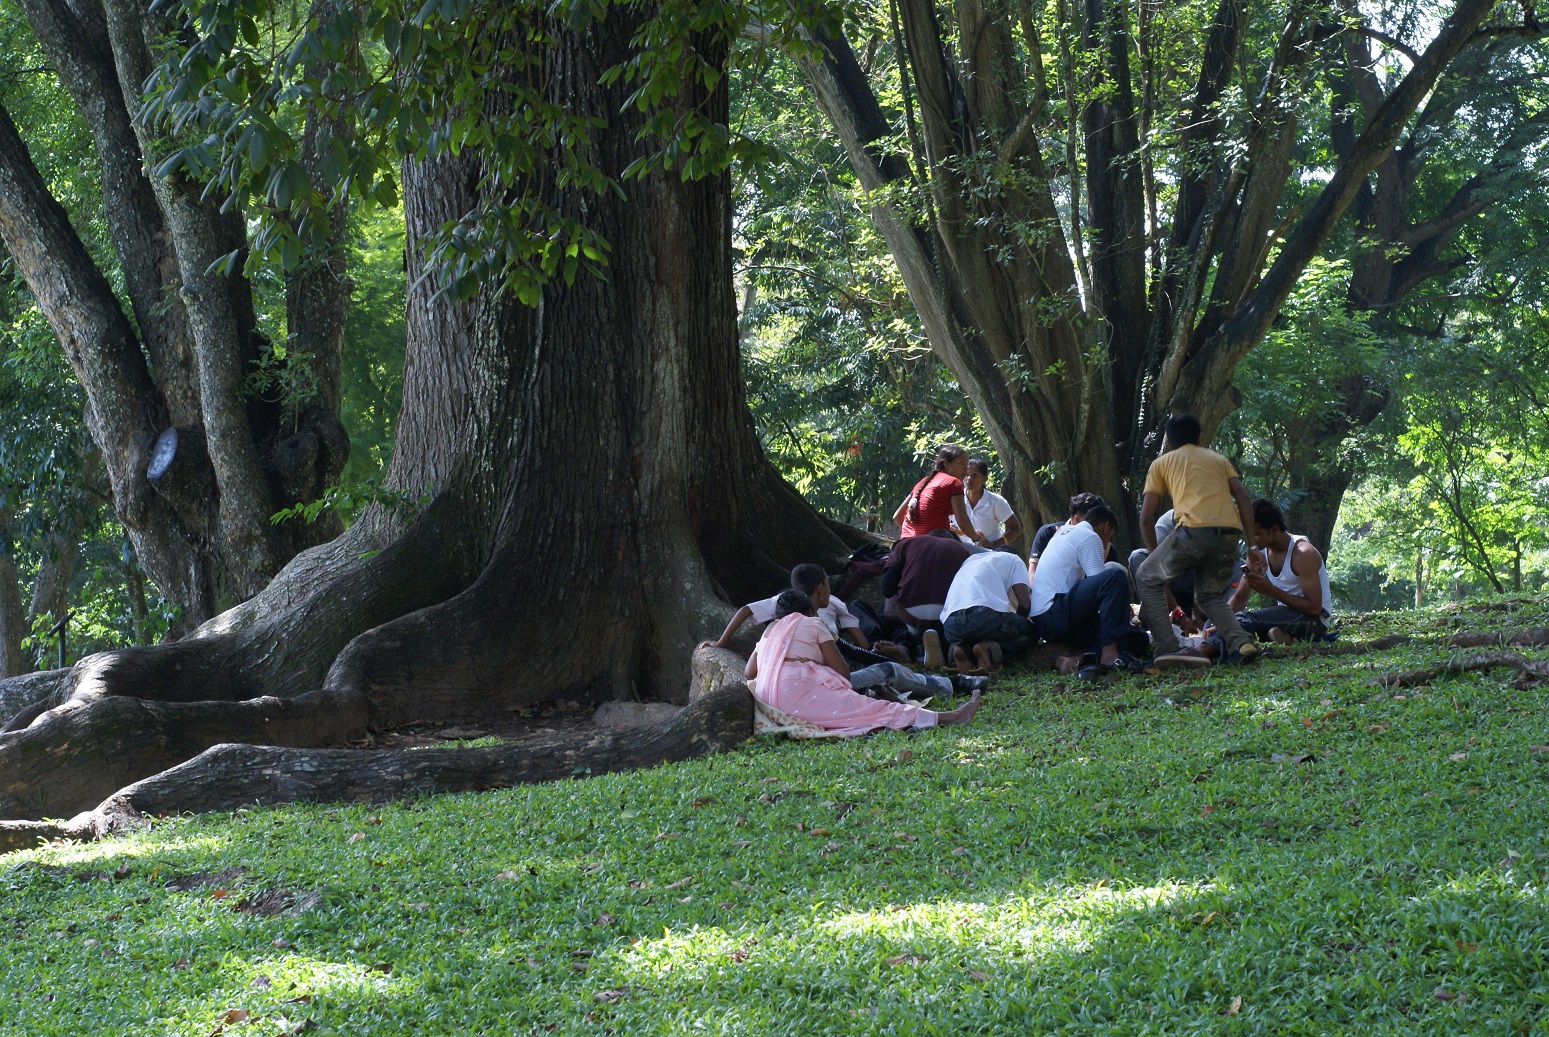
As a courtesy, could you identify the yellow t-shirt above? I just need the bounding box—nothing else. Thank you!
[1143,445,1242,530]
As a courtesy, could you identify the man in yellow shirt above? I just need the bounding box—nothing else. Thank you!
[1136,414,1260,664]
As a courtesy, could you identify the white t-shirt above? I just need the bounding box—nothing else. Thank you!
[952,490,1015,544]
[1153,509,1175,544]
[746,593,860,640]
[1029,521,1108,617]
[941,552,1030,621]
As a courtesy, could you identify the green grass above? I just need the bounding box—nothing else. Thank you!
[4,600,1548,1036]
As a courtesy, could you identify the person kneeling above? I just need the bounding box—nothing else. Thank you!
[1028,504,1145,680]
[744,591,982,737]
[940,550,1038,673]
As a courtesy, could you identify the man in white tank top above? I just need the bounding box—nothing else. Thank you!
[1229,499,1332,642]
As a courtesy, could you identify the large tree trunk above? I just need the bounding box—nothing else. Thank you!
[0,5,843,824]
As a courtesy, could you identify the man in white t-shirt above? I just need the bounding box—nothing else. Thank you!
[1029,504,1145,680]
[940,550,1036,672]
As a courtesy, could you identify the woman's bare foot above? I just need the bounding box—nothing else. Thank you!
[938,688,983,726]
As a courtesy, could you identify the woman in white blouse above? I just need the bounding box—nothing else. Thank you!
[953,458,1022,550]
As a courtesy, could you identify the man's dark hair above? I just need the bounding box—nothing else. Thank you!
[775,589,815,618]
[1252,498,1286,532]
[1166,413,1202,446]
[1068,491,1106,517]
[1083,504,1118,531]
[790,563,829,596]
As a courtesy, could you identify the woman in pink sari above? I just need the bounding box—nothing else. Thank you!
[744,591,982,736]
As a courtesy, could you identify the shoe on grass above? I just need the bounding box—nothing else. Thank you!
[1155,651,1211,670]
[950,673,990,696]
[922,629,944,669]
[1268,627,1294,645]
[1225,640,1261,665]
[1075,653,1108,682]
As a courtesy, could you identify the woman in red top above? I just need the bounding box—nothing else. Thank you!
[893,444,984,542]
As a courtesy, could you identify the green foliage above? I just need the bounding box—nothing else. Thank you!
[139,0,846,304]
[5,601,1549,1033]
[732,50,987,527]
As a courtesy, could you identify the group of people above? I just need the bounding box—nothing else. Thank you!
[706,413,1332,737]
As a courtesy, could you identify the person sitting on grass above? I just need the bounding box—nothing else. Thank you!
[744,591,984,737]
[1027,491,1119,581]
[941,549,1037,674]
[880,529,971,668]
[1230,498,1332,643]
[705,564,910,665]
[1028,504,1147,680]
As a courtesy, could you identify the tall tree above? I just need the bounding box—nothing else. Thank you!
[790,0,1545,536]
[0,0,351,625]
[0,0,848,823]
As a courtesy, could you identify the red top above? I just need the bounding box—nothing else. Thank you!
[900,471,964,538]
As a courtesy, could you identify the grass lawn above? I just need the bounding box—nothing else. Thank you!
[3,600,1548,1036]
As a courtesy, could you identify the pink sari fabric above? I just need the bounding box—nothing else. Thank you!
[752,614,936,736]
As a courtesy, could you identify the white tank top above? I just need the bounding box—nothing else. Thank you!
[1266,534,1331,619]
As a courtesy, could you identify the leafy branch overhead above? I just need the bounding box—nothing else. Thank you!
[140,0,847,301]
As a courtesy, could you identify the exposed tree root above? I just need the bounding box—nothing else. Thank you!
[0,688,368,821]
[0,685,752,855]
[1283,626,1549,659]
[1374,651,1549,689]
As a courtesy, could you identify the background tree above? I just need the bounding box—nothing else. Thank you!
[789,0,1545,536]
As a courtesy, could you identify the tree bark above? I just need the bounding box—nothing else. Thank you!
[0,684,753,854]
[0,4,843,823]
[0,510,31,680]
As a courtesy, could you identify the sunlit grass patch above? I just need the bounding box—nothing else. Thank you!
[3,599,1548,1035]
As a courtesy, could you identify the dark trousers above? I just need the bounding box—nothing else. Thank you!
[1032,568,1132,654]
[942,607,1037,656]
[1137,527,1252,656]
[1237,604,1326,642]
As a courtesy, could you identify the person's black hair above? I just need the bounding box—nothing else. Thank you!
[775,589,815,618]
[926,528,959,539]
[1252,498,1286,532]
[1083,504,1118,531]
[790,563,829,596]
[1068,491,1106,517]
[932,443,968,471]
[1166,413,1202,446]
[966,457,990,478]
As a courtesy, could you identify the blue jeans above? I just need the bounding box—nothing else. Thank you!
[943,607,1037,656]
[849,662,951,697]
[1237,604,1326,642]
[1032,567,1132,654]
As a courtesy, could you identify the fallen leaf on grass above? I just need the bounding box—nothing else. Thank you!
[730,839,751,848]
[1530,745,1549,754]
[808,828,831,836]
[348,833,366,844]
[1365,723,1389,733]
[219,1009,250,1025]
[967,969,991,983]
[891,833,918,842]
[595,988,627,1004]
[1449,752,1468,762]
[665,877,692,890]
[1434,987,1463,1002]
[495,871,519,881]
[896,749,913,762]
[1200,805,1215,817]
[595,913,615,926]
[1457,941,1480,952]
[885,954,929,966]
[1300,718,1314,727]
[1225,995,1243,1017]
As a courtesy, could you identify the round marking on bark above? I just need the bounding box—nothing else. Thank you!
[147,428,179,481]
